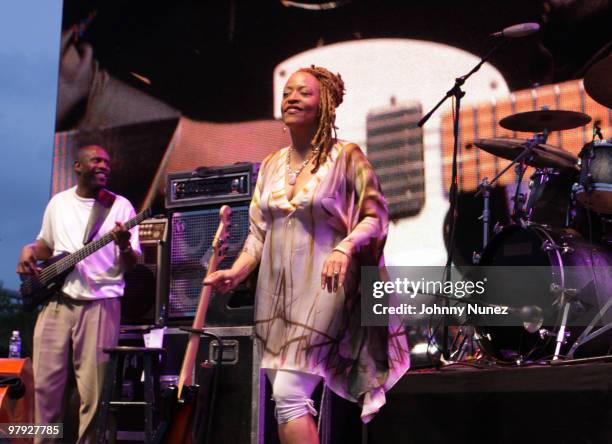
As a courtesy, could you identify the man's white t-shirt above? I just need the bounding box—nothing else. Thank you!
[37,186,141,300]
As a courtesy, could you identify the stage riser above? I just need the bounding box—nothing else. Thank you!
[367,363,612,444]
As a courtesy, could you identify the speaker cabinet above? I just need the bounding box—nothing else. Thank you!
[160,327,361,444]
[168,204,254,325]
[161,327,265,444]
[121,217,169,326]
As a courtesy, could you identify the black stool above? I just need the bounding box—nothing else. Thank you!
[96,346,165,444]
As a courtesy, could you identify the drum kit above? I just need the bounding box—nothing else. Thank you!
[465,55,612,363]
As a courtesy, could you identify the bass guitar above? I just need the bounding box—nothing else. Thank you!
[19,207,152,311]
[162,205,231,444]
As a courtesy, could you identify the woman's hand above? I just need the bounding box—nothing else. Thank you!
[321,250,350,293]
[204,269,240,294]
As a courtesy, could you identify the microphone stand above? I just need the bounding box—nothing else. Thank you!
[418,39,509,360]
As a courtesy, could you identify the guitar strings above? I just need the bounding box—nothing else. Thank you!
[33,211,149,285]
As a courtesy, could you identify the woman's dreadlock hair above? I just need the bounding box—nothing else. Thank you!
[297,65,345,173]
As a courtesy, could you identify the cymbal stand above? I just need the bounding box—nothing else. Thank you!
[472,178,491,264]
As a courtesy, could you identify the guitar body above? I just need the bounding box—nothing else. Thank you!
[18,208,152,312]
[162,386,197,444]
[19,253,72,311]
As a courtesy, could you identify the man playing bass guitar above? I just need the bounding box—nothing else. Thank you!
[16,144,141,443]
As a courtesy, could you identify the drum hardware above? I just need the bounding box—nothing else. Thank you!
[566,297,612,359]
[511,161,529,222]
[601,216,612,245]
[553,303,572,360]
[449,326,480,362]
[475,132,551,225]
[549,283,578,296]
[549,283,578,361]
[479,178,492,248]
[472,130,566,262]
[539,329,570,340]
[472,178,492,264]
[541,240,574,254]
[493,222,504,234]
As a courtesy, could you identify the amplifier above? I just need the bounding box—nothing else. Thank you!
[166,162,260,209]
[168,204,254,324]
[121,217,169,326]
[161,326,266,444]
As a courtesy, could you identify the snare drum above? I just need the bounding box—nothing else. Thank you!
[573,140,612,214]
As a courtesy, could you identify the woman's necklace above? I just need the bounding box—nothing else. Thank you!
[286,145,319,185]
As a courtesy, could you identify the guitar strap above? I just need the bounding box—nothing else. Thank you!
[83,188,117,245]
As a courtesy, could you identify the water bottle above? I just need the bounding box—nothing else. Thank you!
[8,330,21,358]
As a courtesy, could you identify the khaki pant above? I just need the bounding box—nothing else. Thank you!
[33,295,121,444]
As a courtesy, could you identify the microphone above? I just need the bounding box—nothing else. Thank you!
[490,22,540,38]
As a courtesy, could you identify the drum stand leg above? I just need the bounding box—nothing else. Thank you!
[553,302,571,360]
[566,296,612,359]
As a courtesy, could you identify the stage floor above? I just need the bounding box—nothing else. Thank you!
[365,361,612,444]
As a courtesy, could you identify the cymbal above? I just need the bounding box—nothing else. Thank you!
[472,137,578,169]
[499,110,591,132]
[584,55,612,108]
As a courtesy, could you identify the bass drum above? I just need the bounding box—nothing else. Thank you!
[476,224,612,361]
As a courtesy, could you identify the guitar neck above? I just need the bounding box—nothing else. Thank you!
[42,210,149,283]
[176,256,221,394]
[176,206,230,398]
[177,285,214,391]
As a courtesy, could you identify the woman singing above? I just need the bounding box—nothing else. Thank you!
[205,66,409,444]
